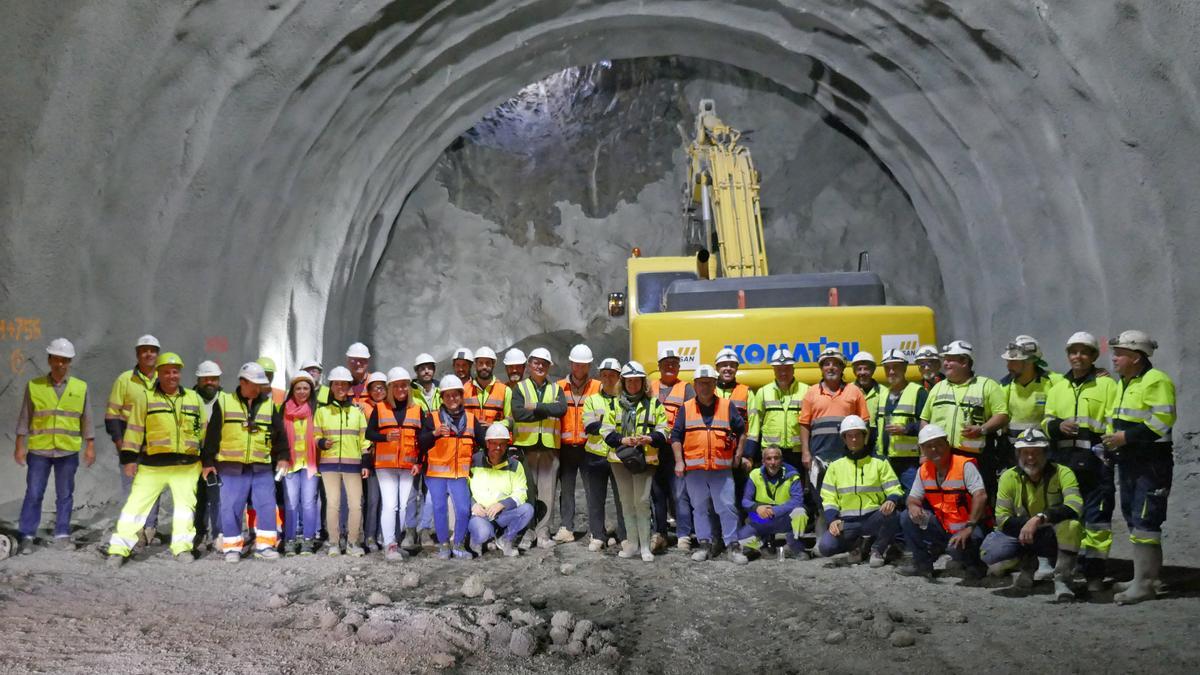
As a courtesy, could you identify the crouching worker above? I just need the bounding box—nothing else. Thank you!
[818,415,902,566]
[897,424,988,580]
[468,425,534,557]
[981,429,1083,601]
[736,446,808,559]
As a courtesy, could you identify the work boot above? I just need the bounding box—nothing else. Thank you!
[848,537,872,565]
[676,536,693,553]
[896,564,935,580]
[1014,555,1037,590]
[435,543,452,560]
[419,529,436,548]
[1034,556,1055,581]
[869,549,887,569]
[536,535,556,550]
[326,545,341,557]
[451,547,471,559]
[640,547,655,563]
[18,537,35,555]
[142,527,158,547]
[650,533,668,555]
[618,541,637,559]
[518,531,534,551]
[587,537,605,552]
[387,544,407,561]
[691,540,712,562]
[175,551,195,564]
[1115,543,1162,605]
[224,551,241,564]
[299,539,314,556]
[496,537,518,558]
[346,545,365,557]
[553,527,575,544]
[1053,552,1077,602]
[468,541,484,558]
[255,547,281,560]
[106,554,126,568]
[728,543,749,566]
[987,558,1020,577]
[401,528,417,549]
[52,536,76,551]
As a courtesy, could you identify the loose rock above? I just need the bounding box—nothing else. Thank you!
[550,626,571,645]
[551,610,574,630]
[510,609,543,626]
[529,595,548,609]
[267,594,290,609]
[462,575,485,598]
[599,645,621,663]
[824,630,846,645]
[319,610,342,629]
[510,626,538,657]
[400,572,421,588]
[559,563,576,575]
[948,612,969,624]
[342,611,367,627]
[872,615,895,639]
[482,588,496,603]
[565,640,586,657]
[890,629,916,648]
[571,619,594,642]
[368,591,391,606]
[488,621,513,650]
[586,634,605,654]
[431,652,456,669]
[357,620,395,645]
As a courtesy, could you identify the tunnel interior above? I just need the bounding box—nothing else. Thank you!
[1,1,1196,553]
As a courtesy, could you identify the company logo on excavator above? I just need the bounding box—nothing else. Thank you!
[725,338,863,365]
[657,340,701,368]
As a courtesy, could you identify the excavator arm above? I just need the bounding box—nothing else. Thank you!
[684,99,769,278]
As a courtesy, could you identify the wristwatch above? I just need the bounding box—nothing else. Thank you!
[964,521,978,528]
[1035,512,1048,523]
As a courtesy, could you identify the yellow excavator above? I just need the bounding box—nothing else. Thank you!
[608,99,935,387]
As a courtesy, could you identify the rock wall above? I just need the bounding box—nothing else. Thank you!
[1,1,1197,553]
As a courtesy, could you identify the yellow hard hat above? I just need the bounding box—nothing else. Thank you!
[156,352,184,369]
[256,356,277,373]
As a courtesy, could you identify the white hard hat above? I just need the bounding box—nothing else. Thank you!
[621,361,647,378]
[414,352,436,367]
[367,371,387,385]
[598,357,622,372]
[195,360,222,378]
[768,347,795,366]
[693,364,718,380]
[839,415,868,434]
[1065,332,1099,352]
[850,351,877,366]
[387,367,412,383]
[346,342,371,359]
[913,345,941,361]
[1013,428,1050,449]
[568,344,594,364]
[880,349,910,365]
[1000,335,1041,361]
[135,334,161,349]
[657,347,680,362]
[238,362,270,385]
[46,338,76,359]
[474,347,497,362]
[298,359,322,372]
[503,348,527,366]
[452,347,474,362]
[528,347,553,365]
[327,366,353,383]
[817,347,846,365]
[917,424,948,444]
[1109,330,1157,357]
[940,340,974,359]
[440,374,464,391]
[715,348,740,365]
[485,424,511,442]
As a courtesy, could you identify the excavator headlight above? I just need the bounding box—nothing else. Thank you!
[607,292,626,317]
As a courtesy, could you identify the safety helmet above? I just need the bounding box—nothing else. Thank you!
[45,338,76,359]
[439,375,465,391]
[692,364,718,380]
[485,424,511,442]
[345,342,371,359]
[1013,428,1050,449]
[917,424,948,444]
[387,367,412,383]
[568,344,594,364]
[195,360,222,378]
[1065,332,1099,352]
[298,359,322,372]
[1000,335,1041,361]
[474,347,498,362]
[850,351,877,366]
[528,347,553,365]
[657,347,680,362]
[452,347,474,363]
[880,349,910,365]
[255,356,277,373]
[598,357,622,373]
[839,415,868,435]
[768,347,795,366]
[238,362,271,385]
[715,348,740,365]
[135,334,161,349]
[621,361,647,378]
[503,348,527,366]
[156,352,184,369]
[327,366,353,383]
[817,347,845,366]
[940,340,974,359]
[366,371,387,386]
[413,352,436,368]
[1109,330,1157,357]
[913,345,941,362]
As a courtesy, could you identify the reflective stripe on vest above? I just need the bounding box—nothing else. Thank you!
[919,454,974,532]
[513,380,561,448]
[750,468,799,506]
[139,390,204,457]
[373,401,421,469]
[717,383,750,419]
[927,378,989,453]
[652,380,688,427]
[880,383,922,458]
[681,398,734,471]
[467,380,508,424]
[584,393,619,459]
[559,377,600,445]
[216,392,274,464]
[427,411,476,478]
[27,377,87,452]
[755,381,806,449]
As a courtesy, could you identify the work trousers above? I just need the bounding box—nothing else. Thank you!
[283,471,320,542]
[559,444,587,530]
[321,470,363,548]
[523,447,559,538]
[19,452,79,539]
[427,476,471,547]
[582,453,626,541]
[684,469,739,546]
[899,508,983,571]
[220,467,278,553]
[469,503,535,545]
[817,508,899,557]
[611,461,655,552]
[1117,452,1172,547]
[108,464,199,556]
[377,468,416,547]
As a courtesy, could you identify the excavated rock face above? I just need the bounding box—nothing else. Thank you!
[1,1,1197,551]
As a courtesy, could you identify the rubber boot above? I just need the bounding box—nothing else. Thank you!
[1034,556,1055,581]
[1115,543,1161,605]
[1053,552,1076,602]
[1082,556,1106,593]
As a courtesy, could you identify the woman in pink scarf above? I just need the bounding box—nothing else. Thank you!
[281,372,320,555]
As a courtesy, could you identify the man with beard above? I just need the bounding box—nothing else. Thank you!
[192,360,223,553]
[503,348,527,384]
[465,347,512,429]
[849,352,881,452]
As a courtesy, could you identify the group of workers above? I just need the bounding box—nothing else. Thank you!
[11,328,1176,605]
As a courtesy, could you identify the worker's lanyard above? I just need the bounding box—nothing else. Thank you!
[948,377,978,439]
[567,378,591,408]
